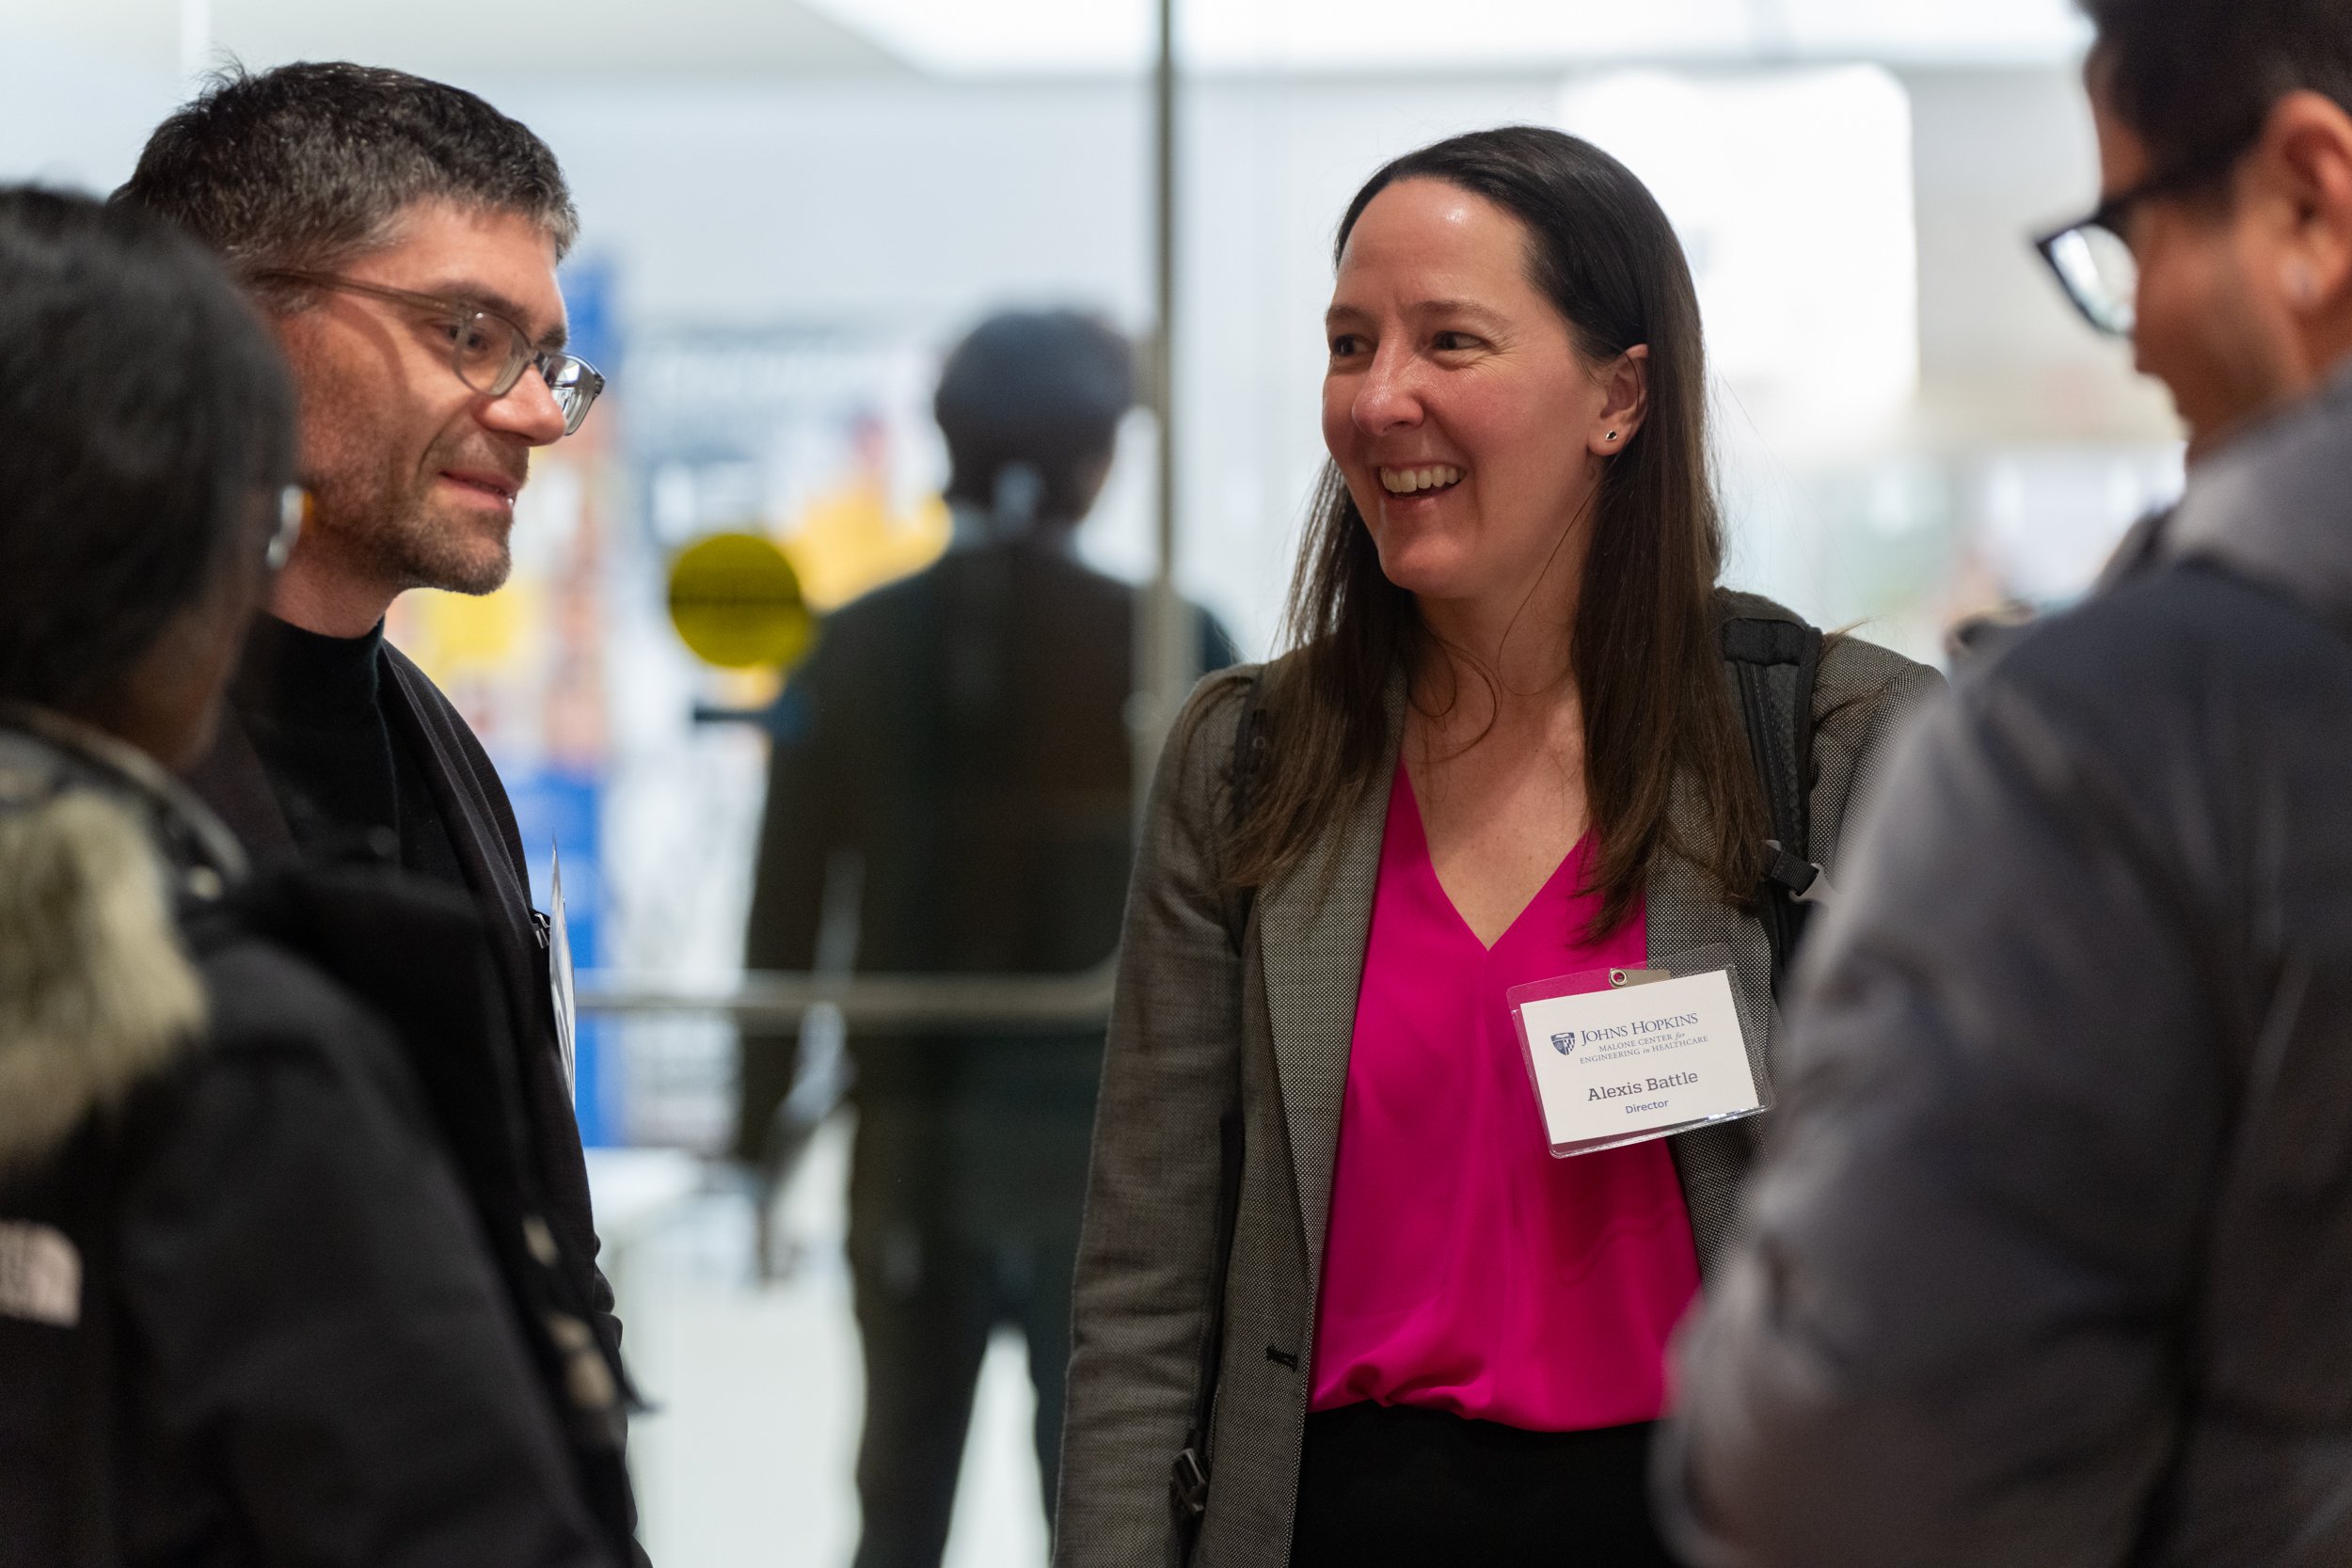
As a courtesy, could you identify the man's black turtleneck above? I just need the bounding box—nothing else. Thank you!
[230,614,466,888]
[190,610,639,1520]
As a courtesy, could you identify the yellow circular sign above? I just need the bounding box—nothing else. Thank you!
[666,532,818,671]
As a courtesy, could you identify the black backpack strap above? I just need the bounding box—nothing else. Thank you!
[1719,616,1826,998]
[1170,675,1264,1526]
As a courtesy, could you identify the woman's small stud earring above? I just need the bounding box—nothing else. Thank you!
[1606,431,1619,442]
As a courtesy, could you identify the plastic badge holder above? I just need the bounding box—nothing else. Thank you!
[1506,942,1773,1159]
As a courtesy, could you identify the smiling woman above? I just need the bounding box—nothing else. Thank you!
[1056,126,1941,1568]
[1258,130,1752,936]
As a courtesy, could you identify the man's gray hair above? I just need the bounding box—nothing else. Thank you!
[116,61,578,287]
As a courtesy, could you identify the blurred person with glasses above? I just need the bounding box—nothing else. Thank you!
[111,66,637,1554]
[1663,4,2352,1564]
[0,185,626,1568]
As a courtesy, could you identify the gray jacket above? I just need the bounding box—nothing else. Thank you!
[1057,594,1938,1567]
[1663,372,2352,1568]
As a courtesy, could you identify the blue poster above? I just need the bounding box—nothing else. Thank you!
[509,770,616,1147]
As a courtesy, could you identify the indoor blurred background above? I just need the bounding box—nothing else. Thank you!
[1,3,2182,1562]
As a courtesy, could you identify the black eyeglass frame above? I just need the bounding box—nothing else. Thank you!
[254,269,606,436]
[2031,135,2260,338]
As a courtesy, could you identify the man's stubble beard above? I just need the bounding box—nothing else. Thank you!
[303,393,516,601]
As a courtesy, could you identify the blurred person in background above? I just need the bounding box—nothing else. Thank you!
[1057,127,1937,1568]
[0,186,625,1567]
[738,309,1235,1568]
[111,60,630,1460]
[1663,3,2352,1563]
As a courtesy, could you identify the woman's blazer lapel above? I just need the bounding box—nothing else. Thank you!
[1251,670,1405,1291]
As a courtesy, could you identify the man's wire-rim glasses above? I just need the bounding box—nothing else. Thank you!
[255,270,605,436]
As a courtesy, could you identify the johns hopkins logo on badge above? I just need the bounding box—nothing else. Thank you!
[1550,1030,1580,1057]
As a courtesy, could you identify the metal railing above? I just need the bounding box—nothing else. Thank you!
[573,960,1119,1028]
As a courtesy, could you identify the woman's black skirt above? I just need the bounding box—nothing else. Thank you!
[1287,1402,1681,1567]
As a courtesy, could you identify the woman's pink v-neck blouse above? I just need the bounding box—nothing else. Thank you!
[1308,764,1702,1432]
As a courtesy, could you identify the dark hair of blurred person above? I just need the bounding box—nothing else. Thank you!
[113,64,634,1482]
[935,308,1134,528]
[1662,4,2352,1564]
[0,184,625,1567]
[2079,0,2352,196]
[738,309,1234,1567]
[0,202,288,765]
[1057,127,1939,1568]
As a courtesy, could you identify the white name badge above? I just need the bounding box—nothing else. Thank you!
[1508,948,1770,1158]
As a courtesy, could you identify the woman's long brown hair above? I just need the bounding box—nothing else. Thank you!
[1223,126,1767,936]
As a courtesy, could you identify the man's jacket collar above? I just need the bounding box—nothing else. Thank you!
[2156,363,2352,629]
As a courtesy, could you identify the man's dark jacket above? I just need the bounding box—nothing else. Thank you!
[0,714,627,1565]
[1664,372,2352,1567]
[187,642,621,1367]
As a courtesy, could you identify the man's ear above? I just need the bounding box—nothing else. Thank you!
[2255,90,2352,322]
[1588,343,1650,457]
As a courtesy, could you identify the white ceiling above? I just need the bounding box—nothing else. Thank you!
[0,0,910,80]
[803,0,2093,75]
[0,0,2091,81]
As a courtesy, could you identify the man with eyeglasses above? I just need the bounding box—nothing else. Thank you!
[116,62,641,1561]
[1660,3,2352,1565]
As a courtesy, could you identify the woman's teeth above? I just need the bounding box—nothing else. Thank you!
[1379,464,1463,495]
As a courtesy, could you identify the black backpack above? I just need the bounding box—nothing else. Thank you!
[1169,610,1830,1526]
[1719,612,1833,995]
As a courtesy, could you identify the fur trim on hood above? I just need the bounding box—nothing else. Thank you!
[0,789,205,1173]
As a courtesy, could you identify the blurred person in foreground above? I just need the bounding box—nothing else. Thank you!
[738,309,1235,1567]
[1664,3,2352,1563]
[0,186,623,1566]
[112,61,631,1451]
[1057,128,1936,1568]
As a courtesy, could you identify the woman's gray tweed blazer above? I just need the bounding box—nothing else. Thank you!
[1055,593,1942,1567]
